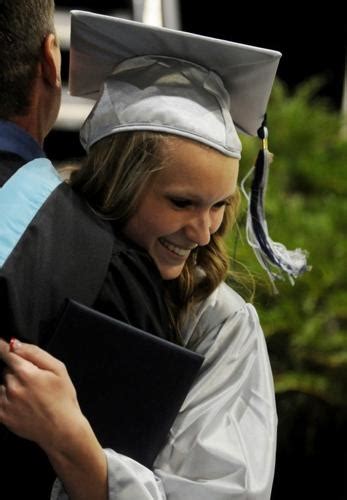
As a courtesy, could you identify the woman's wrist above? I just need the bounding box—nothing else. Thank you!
[45,414,108,500]
[43,413,102,464]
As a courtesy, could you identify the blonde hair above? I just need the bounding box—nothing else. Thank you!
[70,131,240,332]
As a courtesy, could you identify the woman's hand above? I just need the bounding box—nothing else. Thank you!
[0,338,108,500]
[0,338,82,451]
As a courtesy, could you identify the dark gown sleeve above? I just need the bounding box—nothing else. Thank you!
[93,238,174,342]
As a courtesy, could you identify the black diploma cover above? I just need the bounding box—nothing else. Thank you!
[48,300,204,468]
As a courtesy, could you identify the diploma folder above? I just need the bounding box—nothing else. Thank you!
[48,299,204,469]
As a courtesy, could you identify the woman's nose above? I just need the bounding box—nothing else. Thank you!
[185,213,212,247]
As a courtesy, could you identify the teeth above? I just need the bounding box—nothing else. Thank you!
[159,238,191,257]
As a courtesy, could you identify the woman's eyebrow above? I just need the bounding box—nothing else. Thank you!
[164,190,235,205]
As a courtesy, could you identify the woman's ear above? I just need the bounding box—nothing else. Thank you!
[40,33,62,88]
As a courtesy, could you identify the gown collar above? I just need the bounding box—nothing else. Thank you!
[0,119,46,162]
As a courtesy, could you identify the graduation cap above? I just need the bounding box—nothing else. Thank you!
[69,10,309,286]
[69,10,281,156]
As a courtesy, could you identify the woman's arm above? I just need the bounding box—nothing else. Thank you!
[153,289,277,500]
[0,339,108,500]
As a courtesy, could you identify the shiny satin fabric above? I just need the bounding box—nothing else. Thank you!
[51,282,277,500]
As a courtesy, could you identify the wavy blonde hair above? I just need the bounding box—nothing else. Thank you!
[70,131,240,331]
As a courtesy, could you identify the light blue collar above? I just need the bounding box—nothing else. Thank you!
[0,158,62,267]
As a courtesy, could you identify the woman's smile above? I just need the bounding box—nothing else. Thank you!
[158,237,196,258]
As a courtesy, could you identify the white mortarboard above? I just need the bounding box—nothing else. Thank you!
[68,10,281,157]
[69,10,309,286]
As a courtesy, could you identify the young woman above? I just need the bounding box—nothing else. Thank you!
[0,11,280,500]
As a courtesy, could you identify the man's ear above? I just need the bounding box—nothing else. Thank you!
[40,33,61,87]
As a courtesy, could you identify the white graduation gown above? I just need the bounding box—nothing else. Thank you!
[51,282,277,500]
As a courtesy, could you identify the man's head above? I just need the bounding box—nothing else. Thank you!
[0,0,61,140]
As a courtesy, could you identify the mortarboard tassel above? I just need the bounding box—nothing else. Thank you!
[241,117,310,290]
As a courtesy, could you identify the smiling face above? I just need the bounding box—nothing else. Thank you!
[123,136,239,280]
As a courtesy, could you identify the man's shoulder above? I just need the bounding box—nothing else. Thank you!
[0,151,25,186]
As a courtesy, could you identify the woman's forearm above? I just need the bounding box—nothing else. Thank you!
[45,415,108,500]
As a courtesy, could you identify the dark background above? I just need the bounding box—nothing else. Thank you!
[48,3,347,499]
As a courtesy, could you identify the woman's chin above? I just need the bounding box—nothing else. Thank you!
[157,263,185,280]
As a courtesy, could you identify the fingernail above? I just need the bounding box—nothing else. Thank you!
[9,338,21,352]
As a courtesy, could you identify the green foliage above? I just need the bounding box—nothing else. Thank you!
[228,78,347,407]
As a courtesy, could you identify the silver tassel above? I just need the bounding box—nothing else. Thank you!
[240,121,310,290]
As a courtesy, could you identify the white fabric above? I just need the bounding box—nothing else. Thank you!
[70,11,281,138]
[51,282,277,500]
[80,55,242,158]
